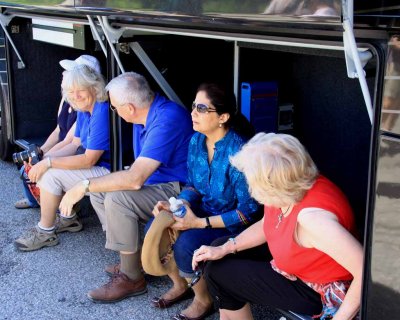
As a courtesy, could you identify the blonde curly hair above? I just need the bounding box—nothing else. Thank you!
[230,132,318,207]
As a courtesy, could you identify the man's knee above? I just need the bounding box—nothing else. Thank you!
[89,192,104,206]
[103,191,124,210]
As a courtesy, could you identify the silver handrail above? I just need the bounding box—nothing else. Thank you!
[342,0,373,124]
[87,15,107,58]
[0,13,25,69]
[97,16,125,73]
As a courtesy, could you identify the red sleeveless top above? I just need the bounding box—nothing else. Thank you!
[264,175,357,284]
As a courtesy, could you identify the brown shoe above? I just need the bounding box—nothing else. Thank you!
[87,272,147,303]
[105,263,120,276]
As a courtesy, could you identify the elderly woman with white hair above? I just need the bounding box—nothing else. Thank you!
[15,60,110,252]
[192,133,363,320]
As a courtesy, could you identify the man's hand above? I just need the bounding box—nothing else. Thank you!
[59,182,86,216]
[27,159,49,183]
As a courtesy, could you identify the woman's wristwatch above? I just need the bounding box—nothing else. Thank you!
[205,216,212,229]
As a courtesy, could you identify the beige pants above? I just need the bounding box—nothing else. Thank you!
[38,166,110,196]
[90,181,181,253]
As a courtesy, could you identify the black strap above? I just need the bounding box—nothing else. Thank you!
[205,217,212,229]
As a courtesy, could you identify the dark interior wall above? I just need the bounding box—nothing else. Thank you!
[120,36,234,110]
[291,55,371,231]
[239,48,372,232]
[9,18,105,143]
[117,36,234,166]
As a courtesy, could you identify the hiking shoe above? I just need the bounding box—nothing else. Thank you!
[15,226,59,252]
[87,272,147,303]
[105,263,120,276]
[55,215,83,233]
[72,202,81,215]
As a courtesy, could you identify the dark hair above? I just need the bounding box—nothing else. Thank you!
[197,83,255,140]
[197,83,236,126]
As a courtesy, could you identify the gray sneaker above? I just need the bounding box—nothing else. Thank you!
[15,226,59,252]
[55,215,83,233]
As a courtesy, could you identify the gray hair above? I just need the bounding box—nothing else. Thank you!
[61,65,108,102]
[106,72,154,108]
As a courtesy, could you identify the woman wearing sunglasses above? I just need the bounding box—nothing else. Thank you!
[149,83,260,320]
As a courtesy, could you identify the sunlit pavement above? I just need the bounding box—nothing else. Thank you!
[0,159,281,320]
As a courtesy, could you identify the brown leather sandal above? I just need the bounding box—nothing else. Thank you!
[151,288,194,309]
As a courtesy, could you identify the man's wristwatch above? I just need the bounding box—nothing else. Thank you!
[82,179,90,193]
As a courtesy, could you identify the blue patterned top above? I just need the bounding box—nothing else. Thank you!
[178,130,259,233]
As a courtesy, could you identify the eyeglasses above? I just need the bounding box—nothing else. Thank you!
[188,261,205,288]
[109,103,126,112]
[192,102,217,114]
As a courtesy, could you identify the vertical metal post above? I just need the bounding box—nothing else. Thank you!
[233,41,240,104]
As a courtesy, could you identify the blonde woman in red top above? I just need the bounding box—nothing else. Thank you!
[192,133,363,320]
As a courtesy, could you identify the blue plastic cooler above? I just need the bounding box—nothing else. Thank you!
[241,81,278,133]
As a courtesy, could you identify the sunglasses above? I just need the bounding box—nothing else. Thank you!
[192,102,217,114]
[188,261,205,288]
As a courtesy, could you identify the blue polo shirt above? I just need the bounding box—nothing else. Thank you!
[74,101,110,170]
[133,93,193,185]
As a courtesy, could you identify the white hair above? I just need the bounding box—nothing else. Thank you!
[106,72,154,108]
[61,65,107,102]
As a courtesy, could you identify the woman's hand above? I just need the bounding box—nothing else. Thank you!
[171,205,200,230]
[23,161,32,170]
[192,245,228,270]
[152,200,171,217]
[27,159,49,183]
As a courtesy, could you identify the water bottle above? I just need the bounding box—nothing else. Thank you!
[169,197,186,218]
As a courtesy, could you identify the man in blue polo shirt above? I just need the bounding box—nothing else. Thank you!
[59,72,193,303]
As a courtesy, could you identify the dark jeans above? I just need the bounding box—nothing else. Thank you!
[204,236,323,316]
[145,218,232,277]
